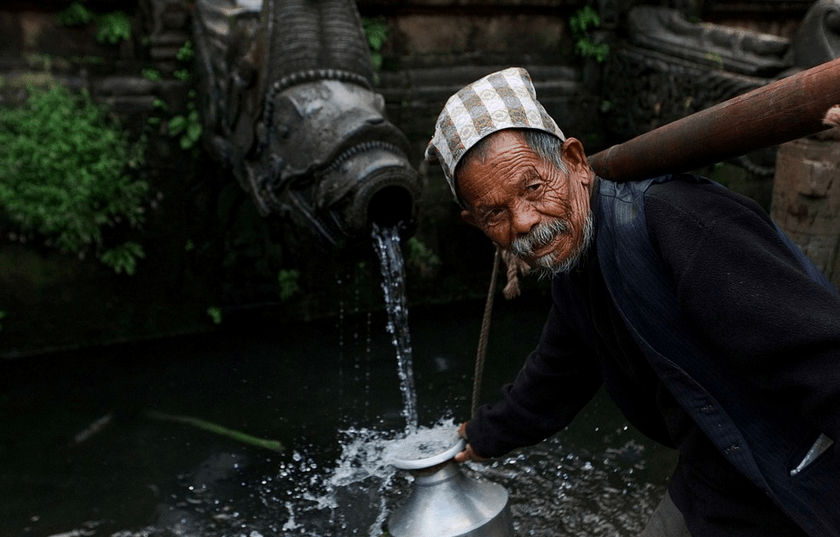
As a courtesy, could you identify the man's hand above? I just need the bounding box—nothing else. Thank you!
[453,422,490,463]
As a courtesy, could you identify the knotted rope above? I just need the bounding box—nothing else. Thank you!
[824,105,840,131]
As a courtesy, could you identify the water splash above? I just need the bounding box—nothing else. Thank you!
[277,427,403,536]
[286,420,459,536]
[69,419,666,537]
[371,224,418,432]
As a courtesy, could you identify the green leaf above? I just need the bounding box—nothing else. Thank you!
[206,306,223,325]
[57,2,94,26]
[95,11,132,45]
[186,121,202,143]
[100,242,145,275]
[176,41,195,62]
[277,269,300,301]
[168,115,186,135]
[145,410,283,452]
[362,17,389,52]
[144,69,163,82]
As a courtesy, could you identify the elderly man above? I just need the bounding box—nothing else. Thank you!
[425,67,840,537]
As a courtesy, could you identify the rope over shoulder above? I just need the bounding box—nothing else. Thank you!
[470,246,530,418]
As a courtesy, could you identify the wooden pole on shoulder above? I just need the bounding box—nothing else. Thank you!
[587,58,840,181]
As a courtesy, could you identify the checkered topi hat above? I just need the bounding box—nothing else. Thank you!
[425,67,565,202]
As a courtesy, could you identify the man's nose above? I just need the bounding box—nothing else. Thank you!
[511,200,540,236]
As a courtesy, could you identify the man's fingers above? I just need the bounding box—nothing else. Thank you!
[454,443,489,463]
[454,423,489,463]
[457,422,468,439]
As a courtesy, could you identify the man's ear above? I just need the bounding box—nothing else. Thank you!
[460,209,480,228]
[561,137,591,180]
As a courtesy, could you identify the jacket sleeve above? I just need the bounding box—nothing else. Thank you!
[465,284,603,458]
[646,180,840,444]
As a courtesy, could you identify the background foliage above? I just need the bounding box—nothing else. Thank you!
[570,6,610,63]
[0,84,148,274]
[57,2,132,45]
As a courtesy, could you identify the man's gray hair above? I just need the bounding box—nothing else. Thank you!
[521,129,568,174]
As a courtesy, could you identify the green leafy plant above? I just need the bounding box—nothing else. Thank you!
[99,241,145,275]
[57,2,132,45]
[176,40,195,62]
[174,42,194,81]
[277,269,300,301]
[146,98,167,127]
[206,306,223,325]
[146,42,203,150]
[96,11,132,44]
[142,68,163,81]
[167,90,203,150]
[0,84,148,273]
[0,310,6,332]
[569,6,610,63]
[362,17,389,79]
[56,2,94,26]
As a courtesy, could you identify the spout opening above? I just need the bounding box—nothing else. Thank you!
[367,184,415,229]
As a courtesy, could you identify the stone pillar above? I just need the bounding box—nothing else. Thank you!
[771,136,840,289]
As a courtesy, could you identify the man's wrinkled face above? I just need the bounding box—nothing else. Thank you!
[457,130,594,276]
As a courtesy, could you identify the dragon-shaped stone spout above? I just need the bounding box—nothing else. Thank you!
[194,0,421,248]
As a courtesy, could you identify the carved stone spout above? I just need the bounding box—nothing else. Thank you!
[194,0,421,248]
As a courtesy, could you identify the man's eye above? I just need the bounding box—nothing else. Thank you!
[483,208,504,224]
[526,182,542,193]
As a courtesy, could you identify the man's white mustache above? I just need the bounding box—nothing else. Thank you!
[510,219,569,258]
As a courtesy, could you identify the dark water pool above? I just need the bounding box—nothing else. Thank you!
[0,291,675,536]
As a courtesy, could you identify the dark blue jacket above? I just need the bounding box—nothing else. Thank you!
[597,175,840,537]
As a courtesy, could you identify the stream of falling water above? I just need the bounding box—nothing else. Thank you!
[371,223,418,432]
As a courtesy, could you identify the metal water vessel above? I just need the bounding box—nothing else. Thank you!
[387,432,514,537]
